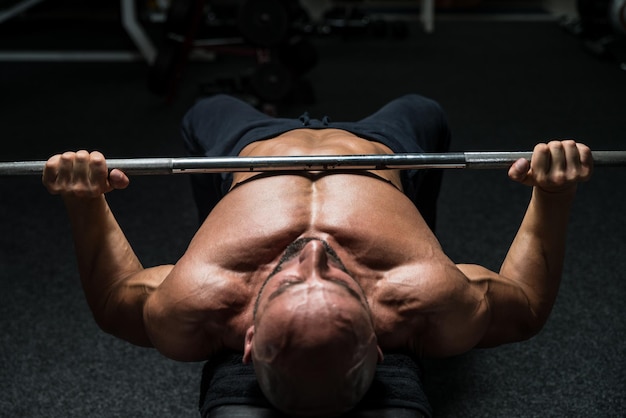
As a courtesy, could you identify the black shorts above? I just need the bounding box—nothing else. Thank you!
[181,93,451,229]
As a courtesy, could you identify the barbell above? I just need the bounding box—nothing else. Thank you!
[0,151,625,176]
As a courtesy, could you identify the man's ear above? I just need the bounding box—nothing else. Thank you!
[242,325,255,364]
[376,345,384,363]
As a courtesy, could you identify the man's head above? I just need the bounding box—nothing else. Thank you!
[243,238,382,417]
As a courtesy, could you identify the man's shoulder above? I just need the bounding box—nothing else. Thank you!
[162,253,255,309]
[374,259,466,305]
[374,261,494,357]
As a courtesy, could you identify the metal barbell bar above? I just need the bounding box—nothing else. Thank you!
[0,151,625,176]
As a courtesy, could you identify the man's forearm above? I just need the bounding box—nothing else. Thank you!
[500,186,576,329]
[63,195,155,345]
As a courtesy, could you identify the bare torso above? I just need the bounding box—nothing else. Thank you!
[164,129,479,357]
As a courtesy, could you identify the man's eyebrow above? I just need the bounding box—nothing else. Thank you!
[331,279,365,305]
[268,284,295,302]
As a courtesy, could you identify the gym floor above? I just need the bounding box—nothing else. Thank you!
[1,1,625,417]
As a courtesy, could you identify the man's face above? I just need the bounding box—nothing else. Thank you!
[253,237,371,325]
[242,237,378,368]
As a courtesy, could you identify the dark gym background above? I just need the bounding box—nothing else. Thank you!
[1,0,625,417]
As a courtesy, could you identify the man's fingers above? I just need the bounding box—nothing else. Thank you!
[547,140,567,169]
[528,143,550,186]
[59,152,76,185]
[576,142,594,181]
[42,154,61,193]
[561,140,584,183]
[508,158,530,183]
[545,141,568,187]
[108,169,130,190]
[89,151,109,187]
[42,150,128,198]
[88,152,129,190]
[521,140,593,193]
[73,150,91,184]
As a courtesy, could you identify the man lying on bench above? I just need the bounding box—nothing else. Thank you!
[42,94,592,417]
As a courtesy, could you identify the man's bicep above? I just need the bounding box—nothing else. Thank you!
[456,264,538,348]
